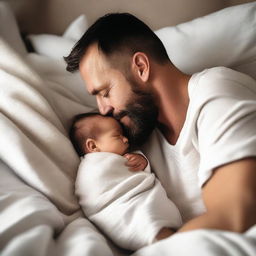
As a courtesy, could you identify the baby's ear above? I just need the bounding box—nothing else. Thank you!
[85,139,99,153]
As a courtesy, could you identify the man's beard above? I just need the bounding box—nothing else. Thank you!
[114,89,158,150]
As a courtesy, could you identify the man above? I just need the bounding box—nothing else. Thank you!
[65,13,256,242]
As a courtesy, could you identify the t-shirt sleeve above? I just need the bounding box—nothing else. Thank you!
[196,94,256,187]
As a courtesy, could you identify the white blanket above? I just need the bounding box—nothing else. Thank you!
[76,152,182,250]
[0,38,114,256]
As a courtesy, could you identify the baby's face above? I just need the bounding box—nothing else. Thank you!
[96,117,129,155]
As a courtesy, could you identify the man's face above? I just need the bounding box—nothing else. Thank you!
[79,44,158,148]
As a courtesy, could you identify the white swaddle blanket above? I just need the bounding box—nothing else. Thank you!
[75,152,182,250]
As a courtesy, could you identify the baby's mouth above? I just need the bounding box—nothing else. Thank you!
[123,141,129,152]
[123,146,129,155]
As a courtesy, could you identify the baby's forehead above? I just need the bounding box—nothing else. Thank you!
[99,116,122,129]
[79,115,121,130]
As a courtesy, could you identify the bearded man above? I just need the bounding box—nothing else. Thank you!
[65,13,256,255]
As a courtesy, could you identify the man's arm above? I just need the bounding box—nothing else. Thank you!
[179,157,256,233]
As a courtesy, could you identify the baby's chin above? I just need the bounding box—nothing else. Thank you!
[107,145,129,156]
[116,144,128,156]
[121,146,129,156]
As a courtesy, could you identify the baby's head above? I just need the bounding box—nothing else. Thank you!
[70,113,129,156]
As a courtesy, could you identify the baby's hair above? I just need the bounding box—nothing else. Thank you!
[69,112,103,156]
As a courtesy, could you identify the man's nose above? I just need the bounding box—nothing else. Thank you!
[97,99,114,116]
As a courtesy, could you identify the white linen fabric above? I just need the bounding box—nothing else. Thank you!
[63,15,88,41]
[155,2,256,79]
[76,152,182,250]
[132,225,256,256]
[142,67,256,222]
[0,39,90,212]
[28,14,88,60]
[0,39,114,255]
[0,159,113,256]
[28,34,76,60]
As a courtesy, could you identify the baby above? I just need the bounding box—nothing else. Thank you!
[70,112,148,172]
[70,112,182,250]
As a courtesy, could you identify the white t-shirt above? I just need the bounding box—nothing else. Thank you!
[142,67,256,222]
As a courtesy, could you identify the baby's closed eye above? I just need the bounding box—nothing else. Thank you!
[113,134,122,138]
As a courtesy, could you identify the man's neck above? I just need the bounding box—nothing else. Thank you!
[151,63,191,145]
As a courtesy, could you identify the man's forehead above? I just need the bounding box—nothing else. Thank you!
[79,44,108,93]
[80,44,102,72]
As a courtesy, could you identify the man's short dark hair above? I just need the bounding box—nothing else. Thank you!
[64,13,170,73]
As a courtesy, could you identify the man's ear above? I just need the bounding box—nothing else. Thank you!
[85,138,99,153]
[132,52,150,82]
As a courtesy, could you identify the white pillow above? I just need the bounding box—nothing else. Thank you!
[26,14,97,114]
[28,14,88,60]
[27,53,97,113]
[155,2,256,77]
[28,2,256,78]
[27,34,75,60]
[63,14,88,41]
[0,2,27,56]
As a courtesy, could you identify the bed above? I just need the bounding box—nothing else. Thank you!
[0,1,256,255]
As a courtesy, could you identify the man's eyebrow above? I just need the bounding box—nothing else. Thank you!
[91,89,99,95]
[90,84,108,95]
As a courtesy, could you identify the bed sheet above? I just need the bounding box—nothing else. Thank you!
[0,38,114,255]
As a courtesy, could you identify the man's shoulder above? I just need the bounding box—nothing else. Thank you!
[188,66,256,104]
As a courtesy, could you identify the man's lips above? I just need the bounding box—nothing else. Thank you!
[114,112,126,122]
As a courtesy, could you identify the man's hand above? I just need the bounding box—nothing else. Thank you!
[179,157,256,233]
[124,153,148,171]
